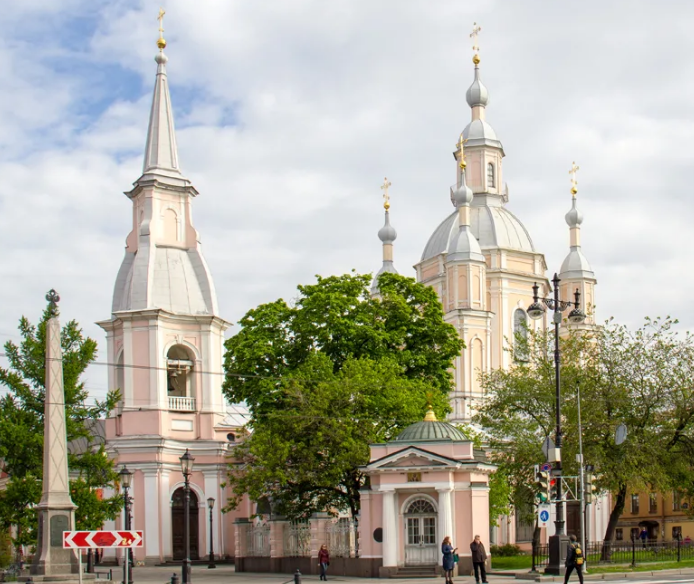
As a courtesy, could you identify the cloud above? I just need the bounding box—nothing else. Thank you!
[2,0,694,402]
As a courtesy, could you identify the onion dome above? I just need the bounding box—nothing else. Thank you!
[451,172,474,208]
[393,407,468,443]
[565,196,584,228]
[466,66,489,109]
[378,211,397,244]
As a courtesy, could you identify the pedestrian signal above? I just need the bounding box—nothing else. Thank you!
[535,471,549,503]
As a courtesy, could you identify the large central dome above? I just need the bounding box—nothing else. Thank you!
[421,202,535,261]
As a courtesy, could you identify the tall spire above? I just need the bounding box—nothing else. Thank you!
[372,178,399,295]
[466,22,489,119]
[142,9,181,179]
[560,162,594,278]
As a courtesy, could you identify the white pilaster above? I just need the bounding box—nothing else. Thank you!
[437,488,454,545]
[203,470,221,556]
[143,470,160,558]
[382,490,397,567]
[160,470,172,559]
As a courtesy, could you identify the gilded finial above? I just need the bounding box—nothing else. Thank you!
[157,8,167,50]
[457,133,468,169]
[470,22,482,65]
[424,405,438,422]
[381,177,392,210]
[569,161,580,196]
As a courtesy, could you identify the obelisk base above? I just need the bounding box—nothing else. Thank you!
[31,507,79,576]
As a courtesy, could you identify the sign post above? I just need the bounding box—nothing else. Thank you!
[538,505,551,528]
[64,531,143,584]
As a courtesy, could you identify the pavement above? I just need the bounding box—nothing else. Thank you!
[99,564,694,584]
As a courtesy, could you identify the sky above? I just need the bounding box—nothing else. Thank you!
[1,0,694,403]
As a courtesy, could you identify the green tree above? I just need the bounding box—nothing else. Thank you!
[0,300,120,550]
[223,272,463,518]
[226,353,448,519]
[475,317,694,544]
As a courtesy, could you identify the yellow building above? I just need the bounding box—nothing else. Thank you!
[615,490,694,542]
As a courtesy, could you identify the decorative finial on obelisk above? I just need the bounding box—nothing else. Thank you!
[46,289,60,317]
[470,22,482,65]
[381,177,392,210]
[157,7,167,50]
[569,161,580,197]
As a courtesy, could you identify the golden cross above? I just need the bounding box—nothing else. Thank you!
[157,8,166,38]
[569,161,580,195]
[457,133,468,168]
[381,177,392,210]
[470,22,482,54]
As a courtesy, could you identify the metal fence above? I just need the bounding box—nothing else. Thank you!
[247,522,271,557]
[284,522,311,557]
[532,539,694,569]
[326,518,358,558]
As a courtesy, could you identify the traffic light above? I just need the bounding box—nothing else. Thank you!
[535,471,549,503]
[549,477,558,501]
[585,473,596,504]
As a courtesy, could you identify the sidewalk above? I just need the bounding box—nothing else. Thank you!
[115,563,515,584]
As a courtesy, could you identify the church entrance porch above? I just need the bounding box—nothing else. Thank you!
[172,488,199,560]
[404,499,438,566]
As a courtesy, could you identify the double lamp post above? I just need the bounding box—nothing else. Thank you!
[527,273,586,575]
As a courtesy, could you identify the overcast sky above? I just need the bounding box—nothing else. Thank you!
[1,1,693,402]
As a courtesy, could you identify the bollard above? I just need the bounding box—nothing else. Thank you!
[171,573,180,584]
[293,568,302,584]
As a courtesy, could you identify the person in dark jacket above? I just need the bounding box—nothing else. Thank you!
[441,536,457,584]
[470,535,488,584]
[563,534,584,584]
[318,544,329,581]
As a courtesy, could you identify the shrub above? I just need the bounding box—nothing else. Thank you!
[490,543,523,557]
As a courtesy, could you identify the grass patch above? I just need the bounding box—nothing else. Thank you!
[587,559,694,574]
[491,555,532,570]
[492,555,694,574]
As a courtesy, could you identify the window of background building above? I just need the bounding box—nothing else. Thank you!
[630,527,640,540]
[615,528,623,541]
[673,492,682,511]
[513,309,529,361]
[649,493,658,513]
[673,526,682,539]
[631,494,640,514]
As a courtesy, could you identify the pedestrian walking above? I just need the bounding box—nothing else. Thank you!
[563,534,584,584]
[442,536,457,584]
[318,544,330,581]
[639,528,648,548]
[470,535,488,584]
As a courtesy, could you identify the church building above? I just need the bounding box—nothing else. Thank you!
[93,19,607,574]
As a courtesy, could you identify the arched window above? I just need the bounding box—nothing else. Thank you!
[487,163,496,188]
[406,499,436,515]
[513,309,529,361]
[167,345,194,400]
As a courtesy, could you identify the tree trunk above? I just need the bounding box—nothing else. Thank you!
[601,482,627,561]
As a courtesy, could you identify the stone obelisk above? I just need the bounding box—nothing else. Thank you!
[31,290,79,576]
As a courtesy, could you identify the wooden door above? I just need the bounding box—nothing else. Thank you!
[172,488,200,560]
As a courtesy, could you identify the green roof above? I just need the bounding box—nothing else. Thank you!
[394,420,467,443]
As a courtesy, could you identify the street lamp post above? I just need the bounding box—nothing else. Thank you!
[119,466,134,584]
[180,450,195,584]
[207,498,216,569]
[527,273,586,575]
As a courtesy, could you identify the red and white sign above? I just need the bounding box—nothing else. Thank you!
[63,531,143,549]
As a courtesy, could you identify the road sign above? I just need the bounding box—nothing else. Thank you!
[615,423,627,445]
[541,463,552,472]
[538,505,551,527]
[63,531,143,549]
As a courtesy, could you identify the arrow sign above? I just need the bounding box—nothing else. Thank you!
[63,531,143,549]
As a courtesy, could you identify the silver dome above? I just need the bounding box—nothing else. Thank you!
[422,204,534,261]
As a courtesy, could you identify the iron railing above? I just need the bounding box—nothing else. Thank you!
[531,538,694,569]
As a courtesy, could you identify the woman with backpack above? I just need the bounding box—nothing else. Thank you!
[563,534,584,584]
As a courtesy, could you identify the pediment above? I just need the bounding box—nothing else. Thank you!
[384,455,447,468]
[366,446,461,471]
